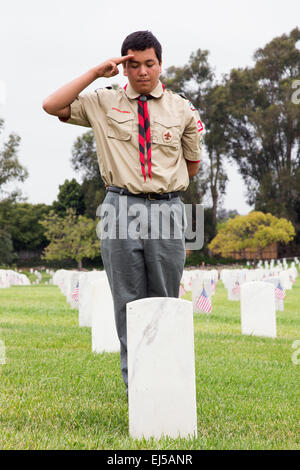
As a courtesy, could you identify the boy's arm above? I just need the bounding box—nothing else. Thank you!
[186,159,200,178]
[42,55,134,119]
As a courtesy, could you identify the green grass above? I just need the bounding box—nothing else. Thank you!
[0,274,299,450]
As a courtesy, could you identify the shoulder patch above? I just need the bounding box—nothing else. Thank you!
[189,101,197,111]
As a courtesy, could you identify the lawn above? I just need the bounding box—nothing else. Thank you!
[0,273,299,450]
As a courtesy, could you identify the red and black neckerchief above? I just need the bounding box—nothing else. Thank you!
[124,83,165,182]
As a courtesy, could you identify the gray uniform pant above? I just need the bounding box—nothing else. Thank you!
[100,191,186,389]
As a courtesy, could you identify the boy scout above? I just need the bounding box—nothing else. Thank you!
[43,31,203,394]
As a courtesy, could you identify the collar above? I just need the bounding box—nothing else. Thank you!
[124,81,164,99]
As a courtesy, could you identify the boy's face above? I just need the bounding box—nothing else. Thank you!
[123,47,162,94]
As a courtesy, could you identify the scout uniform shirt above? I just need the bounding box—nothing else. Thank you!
[60,80,203,194]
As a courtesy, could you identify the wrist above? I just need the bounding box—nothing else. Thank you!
[90,65,104,79]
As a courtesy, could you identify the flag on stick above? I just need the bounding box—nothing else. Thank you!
[72,281,79,302]
[232,281,240,295]
[179,284,186,297]
[275,282,285,300]
[196,288,212,313]
[289,275,295,284]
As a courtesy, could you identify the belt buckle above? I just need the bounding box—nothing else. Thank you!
[147,193,157,200]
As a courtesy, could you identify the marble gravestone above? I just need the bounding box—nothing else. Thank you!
[279,271,292,290]
[263,277,284,312]
[91,277,119,353]
[192,278,211,313]
[240,281,276,338]
[127,297,197,440]
[227,279,240,301]
[68,272,81,309]
[78,271,106,327]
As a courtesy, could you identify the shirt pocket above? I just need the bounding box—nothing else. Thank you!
[106,110,134,141]
[152,117,181,150]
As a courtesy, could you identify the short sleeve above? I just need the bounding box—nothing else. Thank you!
[181,100,204,162]
[59,94,91,128]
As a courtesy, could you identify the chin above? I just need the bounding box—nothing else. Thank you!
[136,82,153,93]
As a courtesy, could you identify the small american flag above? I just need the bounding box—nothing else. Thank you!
[72,281,79,302]
[232,281,240,295]
[289,275,295,284]
[211,279,217,292]
[196,288,212,313]
[179,284,186,297]
[275,282,285,300]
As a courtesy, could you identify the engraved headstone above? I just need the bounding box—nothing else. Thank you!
[127,297,197,439]
[240,281,276,338]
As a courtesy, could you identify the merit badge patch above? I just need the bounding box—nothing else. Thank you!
[163,131,173,143]
[189,101,196,111]
[197,119,204,133]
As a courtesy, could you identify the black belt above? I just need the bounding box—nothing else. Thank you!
[107,185,181,200]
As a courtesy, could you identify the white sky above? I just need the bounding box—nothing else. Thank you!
[0,0,299,214]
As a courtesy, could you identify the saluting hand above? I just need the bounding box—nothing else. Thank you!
[94,55,134,78]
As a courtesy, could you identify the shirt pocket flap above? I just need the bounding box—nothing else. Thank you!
[152,117,181,147]
[106,110,134,123]
[106,110,134,140]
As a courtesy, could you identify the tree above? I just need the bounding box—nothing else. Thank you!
[40,209,99,269]
[225,28,300,228]
[161,50,229,233]
[52,178,85,216]
[0,229,16,265]
[208,211,295,258]
[0,118,28,195]
[71,131,106,218]
[0,200,51,252]
[200,84,229,227]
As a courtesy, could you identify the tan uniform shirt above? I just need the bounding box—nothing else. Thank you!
[60,80,203,193]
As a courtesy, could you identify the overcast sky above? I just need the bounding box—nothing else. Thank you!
[0,0,299,214]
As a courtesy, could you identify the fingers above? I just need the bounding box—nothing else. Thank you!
[110,62,119,74]
[114,54,134,65]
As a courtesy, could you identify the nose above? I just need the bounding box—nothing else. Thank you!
[139,65,148,76]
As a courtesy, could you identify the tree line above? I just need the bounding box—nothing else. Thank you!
[0,28,299,266]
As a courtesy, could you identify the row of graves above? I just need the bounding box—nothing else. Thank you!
[29,269,42,284]
[0,269,30,288]
[51,260,299,440]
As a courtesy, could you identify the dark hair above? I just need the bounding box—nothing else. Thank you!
[121,30,162,64]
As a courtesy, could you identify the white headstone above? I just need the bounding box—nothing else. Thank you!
[263,277,284,312]
[240,281,276,338]
[79,271,107,327]
[192,278,211,313]
[68,272,81,309]
[127,297,197,439]
[227,280,240,301]
[279,271,292,290]
[91,278,119,353]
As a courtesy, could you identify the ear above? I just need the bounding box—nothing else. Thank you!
[159,61,162,74]
[122,63,128,77]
